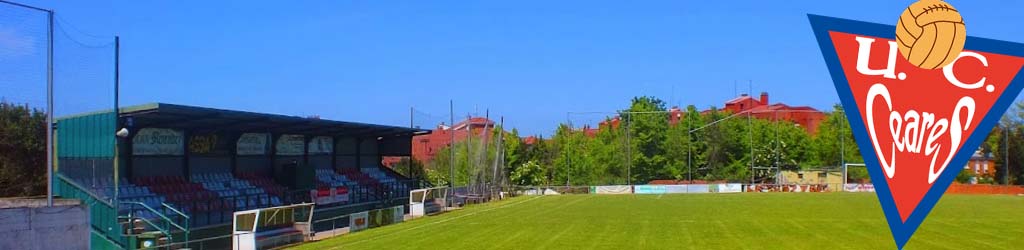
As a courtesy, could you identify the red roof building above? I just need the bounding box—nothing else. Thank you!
[523,136,540,145]
[581,117,620,137]
[576,92,826,136]
[410,117,497,164]
[723,92,826,134]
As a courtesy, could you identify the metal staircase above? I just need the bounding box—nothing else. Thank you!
[118,201,190,248]
[56,174,193,250]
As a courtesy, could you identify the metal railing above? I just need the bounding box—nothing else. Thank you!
[310,212,351,238]
[138,234,232,250]
[56,174,127,249]
[119,201,190,244]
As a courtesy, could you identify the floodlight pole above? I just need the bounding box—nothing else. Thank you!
[1005,124,1010,185]
[748,81,753,185]
[493,116,504,189]
[687,122,692,184]
[566,116,571,187]
[625,113,632,186]
[840,109,846,167]
[113,36,120,209]
[748,110,753,184]
[449,100,455,208]
[46,7,54,207]
[775,110,779,184]
[842,163,847,187]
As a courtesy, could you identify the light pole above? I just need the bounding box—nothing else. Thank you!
[448,100,455,209]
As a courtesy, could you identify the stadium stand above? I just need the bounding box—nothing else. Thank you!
[193,173,284,208]
[76,177,168,220]
[53,103,428,249]
[337,168,380,187]
[362,168,411,196]
[132,176,227,226]
[315,168,353,188]
[235,173,288,197]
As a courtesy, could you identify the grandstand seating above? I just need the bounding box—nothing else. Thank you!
[313,167,414,204]
[192,173,284,208]
[361,168,411,196]
[315,168,354,188]
[235,173,288,197]
[127,174,285,227]
[73,166,409,227]
[133,176,219,211]
[337,168,381,187]
[77,177,167,219]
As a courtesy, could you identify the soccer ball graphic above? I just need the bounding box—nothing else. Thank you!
[896,0,966,69]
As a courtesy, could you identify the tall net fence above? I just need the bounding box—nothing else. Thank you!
[0,4,47,107]
[0,2,117,199]
[52,14,116,197]
[564,101,861,190]
[0,2,49,197]
[53,15,115,117]
[410,106,510,201]
[411,107,450,131]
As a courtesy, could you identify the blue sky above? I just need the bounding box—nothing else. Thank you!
[3,1,1023,136]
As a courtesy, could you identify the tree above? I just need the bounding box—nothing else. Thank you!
[811,105,861,168]
[575,118,628,185]
[694,107,749,182]
[502,128,523,173]
[510,160,545,186]
[623,96,671,183]
[0,102,47,197]
[518,135,554,185]
[392,157,427,180]
[988,102,1024,185]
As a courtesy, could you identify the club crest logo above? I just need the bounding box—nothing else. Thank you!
[809,15,1024,249]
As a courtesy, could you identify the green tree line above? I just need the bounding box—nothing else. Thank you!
[418,96,1024,187]
[0,101,47,197]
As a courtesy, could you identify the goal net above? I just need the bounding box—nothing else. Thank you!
[842,163,874,192]
[409,187,448,218]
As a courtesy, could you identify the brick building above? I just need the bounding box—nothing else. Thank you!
[409,117,497,164]
[964,149,996,179]
[720,92,826,134]
[581,92,826,136]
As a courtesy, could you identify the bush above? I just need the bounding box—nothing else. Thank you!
[0,102,47,197]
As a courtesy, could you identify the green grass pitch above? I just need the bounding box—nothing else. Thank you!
[291,193,1023,250]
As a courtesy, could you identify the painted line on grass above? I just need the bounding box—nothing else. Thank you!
[325,196,544,250]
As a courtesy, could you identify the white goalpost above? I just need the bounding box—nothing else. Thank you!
[409,187,449,218]
[843,163,873,192]
[842,163,865,186]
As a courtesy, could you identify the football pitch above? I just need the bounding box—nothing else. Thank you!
[292,193,1024,250]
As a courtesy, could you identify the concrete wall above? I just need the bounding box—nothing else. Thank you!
[0,204,89,250]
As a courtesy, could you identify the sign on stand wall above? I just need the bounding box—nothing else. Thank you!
[237,133,268,155]
[132,128,184,155]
